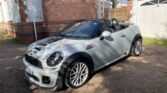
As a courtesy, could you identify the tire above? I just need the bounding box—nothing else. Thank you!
[131,38,142,56]
[65,59,90,88]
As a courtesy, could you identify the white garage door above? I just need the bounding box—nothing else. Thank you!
[131,0,167,39]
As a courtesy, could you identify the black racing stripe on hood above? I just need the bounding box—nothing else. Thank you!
[38,36,63,46]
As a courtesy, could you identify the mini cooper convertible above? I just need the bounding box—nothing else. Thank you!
[23,19,142,90]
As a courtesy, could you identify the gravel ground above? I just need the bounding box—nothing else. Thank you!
[0,39,167,93]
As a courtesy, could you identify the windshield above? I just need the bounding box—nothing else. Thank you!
[59,21,102,38]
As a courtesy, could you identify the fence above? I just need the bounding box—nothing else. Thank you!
[105,7,130,21]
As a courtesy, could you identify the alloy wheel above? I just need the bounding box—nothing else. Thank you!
[134,40,142,55]
[69,62,89,87]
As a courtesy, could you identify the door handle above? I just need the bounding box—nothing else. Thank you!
[121,34,126,38]
[86,44,95,50]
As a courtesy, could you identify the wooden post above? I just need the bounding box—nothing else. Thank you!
[102,0,104,19]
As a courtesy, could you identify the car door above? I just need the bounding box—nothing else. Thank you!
[87,30,124,70]
[119,27,134,54]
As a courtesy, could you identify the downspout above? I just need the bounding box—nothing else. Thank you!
[157,0,159,7]
[31,0,37,41]
[132,0,138,25]
[97,0,102,19]
[97,0,105,19]
[136,0,138,25]
[32,16,37,41]
[42,0,48,37]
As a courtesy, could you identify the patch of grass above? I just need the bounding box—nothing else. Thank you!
[0,31,13,40]
[0,31,27,44]
[0,31,4,37]
[143,37,167,47]
[0,31,17,44]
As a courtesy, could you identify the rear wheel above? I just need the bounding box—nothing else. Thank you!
[65,60,90,88]
[131,38,142,56]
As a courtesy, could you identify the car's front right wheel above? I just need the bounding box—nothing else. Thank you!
[131,38,142,56]
[65,59,90,88]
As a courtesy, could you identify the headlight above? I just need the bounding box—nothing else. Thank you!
[47,52,63,66]
[28,43,36,50]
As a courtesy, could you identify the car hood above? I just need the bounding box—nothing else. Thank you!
[36,36,86,48]
[27,36,87,58]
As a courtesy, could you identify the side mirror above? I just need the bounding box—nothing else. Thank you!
[100,31,111,40]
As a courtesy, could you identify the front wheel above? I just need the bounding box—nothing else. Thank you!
[65,60,90,88]
[131,38,142,56]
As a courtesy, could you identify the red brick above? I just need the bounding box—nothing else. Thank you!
[44,0,98,33]
[1,0,98,43]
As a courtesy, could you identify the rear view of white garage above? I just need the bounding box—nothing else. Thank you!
[131,0,167,39]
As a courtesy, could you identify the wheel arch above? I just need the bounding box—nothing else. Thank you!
[129,33,142,55]
[56,52,94,90]
[64,52,94,73]
[132,33,142,46]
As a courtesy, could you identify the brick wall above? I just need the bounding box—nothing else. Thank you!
[16,0,98,43]
[15,22,47,43]
[0,22,16,37]
[0,0,98,43]
[43,0,98,34]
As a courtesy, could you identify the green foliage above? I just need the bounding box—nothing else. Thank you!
[0,31,13,40]
[109,0,119,8]
[143,37,167,47]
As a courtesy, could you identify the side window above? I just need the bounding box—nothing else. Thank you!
[112,24,129,32]
[93,23,103,37]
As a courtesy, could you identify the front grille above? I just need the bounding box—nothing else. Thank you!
[25,54,42,68]
[27,72,39,81]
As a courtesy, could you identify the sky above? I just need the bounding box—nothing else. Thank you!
[106,0,128,4]
[120,0,128,4]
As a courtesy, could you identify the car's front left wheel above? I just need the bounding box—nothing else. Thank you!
[65,59,90,88]
[131,38,142,56]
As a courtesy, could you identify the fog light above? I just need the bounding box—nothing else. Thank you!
[42,76,50,84]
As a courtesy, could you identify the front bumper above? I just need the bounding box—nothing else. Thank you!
[23,58,60,90]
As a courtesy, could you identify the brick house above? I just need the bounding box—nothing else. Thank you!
[0,0,109,43]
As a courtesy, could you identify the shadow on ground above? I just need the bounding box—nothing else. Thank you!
[0,39,167,93]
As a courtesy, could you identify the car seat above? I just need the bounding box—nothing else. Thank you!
[111,18,121,31]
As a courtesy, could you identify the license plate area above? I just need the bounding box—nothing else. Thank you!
[25,65,33,75]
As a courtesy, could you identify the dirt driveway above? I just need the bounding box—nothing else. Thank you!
[0,39,167,93]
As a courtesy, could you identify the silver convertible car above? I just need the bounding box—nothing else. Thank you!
[23,19,142,90]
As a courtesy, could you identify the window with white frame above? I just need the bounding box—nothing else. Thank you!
[24,0,44,22]
[141,0,167,6]
[0,0,20,23]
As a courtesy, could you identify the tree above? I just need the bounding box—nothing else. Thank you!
[110,0,119,8]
